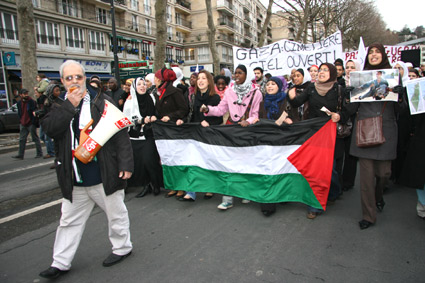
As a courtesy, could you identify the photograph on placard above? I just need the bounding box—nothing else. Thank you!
[349,69,399,102]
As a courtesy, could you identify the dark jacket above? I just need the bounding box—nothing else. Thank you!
[155,83,189,122]
[289,82,340,119]
[192,90,222,125]
[41,86,134,202]
[17,98,38,126]
[284,82,310,122]
[258,100,286,120]
[106,87,127,110]
[400,113,425,188]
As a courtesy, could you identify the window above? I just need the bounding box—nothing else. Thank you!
[65,25,84,49]
[176,31,183,42]
[0,12,19,43]
[198,46,210,62]
[222,46,227,60]
[144,0,151,15]
[145,19,151,34]
[35,20,60,46]
[228,47,233,61]
[60,0,78,17]
[166,6,172,23]
[176,49,183,62]
[32,0,40,8]
[131,15,138,31]
[131,0,139,10]
[166,47,173,61]
[176,13,182,25]
[96,8,108,24]
[167,26,173,40]
[89,30,105,51]
[141,42,151,58]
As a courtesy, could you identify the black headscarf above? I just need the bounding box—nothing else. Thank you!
[363,43,391,70]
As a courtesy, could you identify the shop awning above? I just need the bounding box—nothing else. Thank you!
[8,71,113,81]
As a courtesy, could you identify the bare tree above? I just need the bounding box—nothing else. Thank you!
[205,0,220,74]
[16,0,38,97]
[257,0,273,47]
[154,0,166,72]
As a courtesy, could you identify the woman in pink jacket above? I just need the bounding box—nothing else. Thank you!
[200,64,263,210]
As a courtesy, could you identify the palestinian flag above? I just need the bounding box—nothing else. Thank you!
[152,118,336,210]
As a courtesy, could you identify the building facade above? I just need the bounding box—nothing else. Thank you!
[0,0,272,100]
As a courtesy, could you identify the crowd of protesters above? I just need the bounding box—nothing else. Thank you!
[7,45,425,279]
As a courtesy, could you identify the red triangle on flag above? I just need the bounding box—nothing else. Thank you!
[287,120,336,210]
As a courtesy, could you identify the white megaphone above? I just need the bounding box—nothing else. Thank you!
[74,100,134,164]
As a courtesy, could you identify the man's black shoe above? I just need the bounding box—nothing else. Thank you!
[102,251,132,267]
[12,155,23,160]
[39,267,68,279]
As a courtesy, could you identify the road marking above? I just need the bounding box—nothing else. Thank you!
[0,199,63,224]
[0,161,53,176]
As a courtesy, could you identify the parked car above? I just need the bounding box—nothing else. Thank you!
[0,104,20,133]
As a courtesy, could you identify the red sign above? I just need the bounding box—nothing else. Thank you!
[83,137,99,153]
[119,61,148,69]
[115,117,132,129]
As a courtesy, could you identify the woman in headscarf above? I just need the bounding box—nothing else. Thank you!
[220,68,233,84]
[257,76,287,216]
[393,61,409,85]
[154,67,189,198]
[345,43,404,230]
[284,68,311,124]
[179,70,222,202]
[288,63,343,219]
[344,60,362,87]
[201,64,263,210]
[145,73,156,95]
[308,65,319,83]
[125,78,163,197]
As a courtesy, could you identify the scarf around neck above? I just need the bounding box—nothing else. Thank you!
[264,91,286,120]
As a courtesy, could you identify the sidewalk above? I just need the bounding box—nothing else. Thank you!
[0,132,38,154]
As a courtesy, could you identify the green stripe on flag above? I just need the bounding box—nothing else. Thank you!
[163,165,323,209]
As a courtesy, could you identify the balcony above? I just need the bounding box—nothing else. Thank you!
[176,18,192,31]
[57,2,82,18]
[0,28,19,45]
[216,33,235,44]
[99,0,127,12]
[217,18,235,33]
[175,0,191,14]
[217,0,234,16]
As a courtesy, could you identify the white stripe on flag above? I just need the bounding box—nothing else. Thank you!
[155,139,301,175]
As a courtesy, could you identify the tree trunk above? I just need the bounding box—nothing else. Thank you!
[154,0,167,72]
[205,0,220,74]
[258,0,273,47]
[16,0,38,98]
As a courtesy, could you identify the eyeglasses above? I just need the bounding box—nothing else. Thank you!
[64,74,84,82]
[319,68,329,73]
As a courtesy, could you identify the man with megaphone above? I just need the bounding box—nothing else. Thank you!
[39,60,134,279]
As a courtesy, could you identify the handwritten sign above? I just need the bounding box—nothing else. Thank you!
[406,77,425,115]
[344,45,420,65]
[233,31,343,76]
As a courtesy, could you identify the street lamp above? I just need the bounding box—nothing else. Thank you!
[110,0,120,82]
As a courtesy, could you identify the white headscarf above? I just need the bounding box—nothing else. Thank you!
[172,67,183,87]
[301,69,311,84]
[394,61,409,84]
[145,73,155,86]
[123,77,142,121]
[344,59,362,85]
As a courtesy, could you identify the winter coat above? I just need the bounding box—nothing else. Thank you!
[205,82,263,124]
[41,86,134,202]
[155,83,189,122]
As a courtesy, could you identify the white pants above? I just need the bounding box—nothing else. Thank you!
[51,184,132,270]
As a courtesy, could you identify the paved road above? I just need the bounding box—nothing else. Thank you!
[0,179,424,282]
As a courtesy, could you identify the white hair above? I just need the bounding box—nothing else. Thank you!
[59,60,86,78]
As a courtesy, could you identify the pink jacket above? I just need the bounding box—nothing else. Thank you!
[206,82,263,124]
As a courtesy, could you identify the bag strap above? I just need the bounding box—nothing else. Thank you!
[241,91,256,121]
[337,85,342,112]
[380,101,387,115]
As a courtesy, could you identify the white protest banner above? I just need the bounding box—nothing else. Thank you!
[233,31,343,76]
[349,69,399,102]
[406,77,425,115]
[344,45,420,65]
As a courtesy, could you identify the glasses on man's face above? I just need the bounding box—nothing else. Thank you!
[64,74,84,82]
[319,68,329,73]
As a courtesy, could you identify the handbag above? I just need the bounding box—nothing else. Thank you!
[336,85,352,138]
[356,102,387,148]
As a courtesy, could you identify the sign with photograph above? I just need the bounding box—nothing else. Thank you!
[406,77,425,115]
[349,69,399,102]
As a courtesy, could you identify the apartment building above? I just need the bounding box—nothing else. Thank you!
[0,0,272,98]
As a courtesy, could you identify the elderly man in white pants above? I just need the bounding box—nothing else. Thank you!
[39,60,134,279]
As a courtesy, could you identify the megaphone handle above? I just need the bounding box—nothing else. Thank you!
[79,119,94,146]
